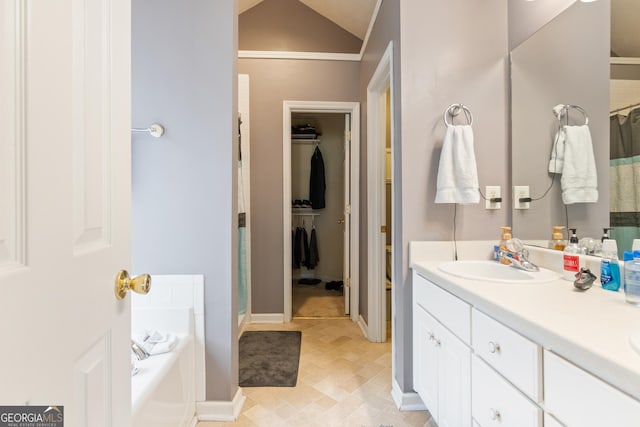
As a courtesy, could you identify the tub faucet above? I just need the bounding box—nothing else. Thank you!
[131,339,150,361]
[498,247,539,272]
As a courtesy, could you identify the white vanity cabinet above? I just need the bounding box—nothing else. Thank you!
[413,271,472,427]
[544,350,640,427]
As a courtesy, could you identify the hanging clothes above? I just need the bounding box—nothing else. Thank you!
[293,227,303,269]
[309,146,326,209]
[302,226,310,268]
[307,227,319,269]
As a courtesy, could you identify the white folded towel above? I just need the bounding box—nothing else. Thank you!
[136,330,178,355]
[548,125,598,204]
[435,125,479,204]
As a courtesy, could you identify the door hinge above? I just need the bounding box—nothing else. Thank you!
[345,205,351,215]
[345,278,350,288]
[345,130,351,142]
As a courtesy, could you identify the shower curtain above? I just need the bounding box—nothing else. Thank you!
[610,109,640,254]
[238,118,247,315]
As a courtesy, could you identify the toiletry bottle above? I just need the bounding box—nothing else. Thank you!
[499,226,512,265]
[548,226,566,250]
[563,228,584,281]
[624,250,640,305]
[600,239,620,291]
[593,228,612,257]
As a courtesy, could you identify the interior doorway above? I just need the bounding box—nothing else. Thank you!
[283,101,360,323]
[367,42,394,343]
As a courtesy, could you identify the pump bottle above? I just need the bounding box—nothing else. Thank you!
[548,226,566,250]
[563,228,585,281]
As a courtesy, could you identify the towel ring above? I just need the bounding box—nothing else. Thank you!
[555,104,589,126]
[443,103,473,126]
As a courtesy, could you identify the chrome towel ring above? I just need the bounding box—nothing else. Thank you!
[443,103,473,126]
[553,104,589,126]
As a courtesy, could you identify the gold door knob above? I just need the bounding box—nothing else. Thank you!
[115,270,151,300]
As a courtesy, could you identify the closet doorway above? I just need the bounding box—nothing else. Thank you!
[283,101,360,322]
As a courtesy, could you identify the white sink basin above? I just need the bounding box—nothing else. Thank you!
[438,260,559,284]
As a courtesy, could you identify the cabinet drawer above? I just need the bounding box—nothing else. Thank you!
[544,350,640,427]
[472,355,542,427]
[413,271,471,344]
[472,309,541,402]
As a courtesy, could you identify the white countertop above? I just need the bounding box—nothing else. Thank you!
[410,241,640,401]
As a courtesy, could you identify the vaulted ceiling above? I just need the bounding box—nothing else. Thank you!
[238,0,378,40]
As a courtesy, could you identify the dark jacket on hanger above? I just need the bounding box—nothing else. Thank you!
[309,146,326,209]
[307,228,319,269]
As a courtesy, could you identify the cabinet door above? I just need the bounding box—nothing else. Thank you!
[438,325,472,427]
[413,305,440,420]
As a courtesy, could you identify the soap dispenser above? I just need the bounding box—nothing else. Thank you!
[563,228,585,281]
[499,226,512,265]
[548,226,567,251]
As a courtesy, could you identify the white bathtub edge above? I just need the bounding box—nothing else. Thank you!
[196,388,246,422]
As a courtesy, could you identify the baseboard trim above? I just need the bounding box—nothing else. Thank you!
[250,313,285,323]
[196,388,246,421]
[357,314,369,340]
[188,416,198,427]
[391,379,426,411]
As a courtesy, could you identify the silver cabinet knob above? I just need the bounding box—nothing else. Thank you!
[488,341,501,354]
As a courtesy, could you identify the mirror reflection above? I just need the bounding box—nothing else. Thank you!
[510,0,640,257]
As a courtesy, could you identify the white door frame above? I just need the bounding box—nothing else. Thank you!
[367,41,394,342]
[283,100,360,323]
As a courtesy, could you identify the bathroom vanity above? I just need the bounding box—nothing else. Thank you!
[410,241,640,427]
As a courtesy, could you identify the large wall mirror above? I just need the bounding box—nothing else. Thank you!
[511,0,639,255]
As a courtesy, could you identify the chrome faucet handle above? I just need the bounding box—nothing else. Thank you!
[131,339,150,361]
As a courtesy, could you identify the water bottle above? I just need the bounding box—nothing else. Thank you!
[624,250,640,306]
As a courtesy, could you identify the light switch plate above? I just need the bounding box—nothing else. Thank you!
[485,186,501,209]
[513,185,530,209]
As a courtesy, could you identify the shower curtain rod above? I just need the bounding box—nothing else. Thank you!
[611,102,640,115]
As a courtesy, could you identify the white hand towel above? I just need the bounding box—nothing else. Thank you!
[549,125,598,204]
[435,125,480,204]
[137,330,179,355]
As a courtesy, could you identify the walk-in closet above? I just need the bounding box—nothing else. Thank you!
[290,113,347,317]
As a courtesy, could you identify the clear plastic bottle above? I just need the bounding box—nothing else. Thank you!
[624,250,640,305]
[563,228,585,281]
[600,239,620,291]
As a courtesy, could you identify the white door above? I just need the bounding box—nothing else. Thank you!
[343,114,351,314]
[0,1,133,426]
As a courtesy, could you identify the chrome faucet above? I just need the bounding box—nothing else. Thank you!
[131,339,150,361]
[498,241,539,272]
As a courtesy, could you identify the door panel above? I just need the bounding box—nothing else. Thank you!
[439,326,471,427]
[343,113,351,314]
[0,1,131,425]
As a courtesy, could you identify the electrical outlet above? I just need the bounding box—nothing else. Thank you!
[485,186,501,209]
[513,185,530,209]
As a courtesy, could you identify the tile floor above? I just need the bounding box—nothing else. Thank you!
[199,318,434,427]
[292,280,345,317]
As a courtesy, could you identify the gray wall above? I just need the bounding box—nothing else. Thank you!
[238,58,360,314]
[132,0,238,401]
[508,0,575,50]
[239,0,362,53]
[398,0,510,391]
[358,0,401,353]
[511,1,610,241]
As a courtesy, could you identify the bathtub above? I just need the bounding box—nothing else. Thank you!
[132,307,196,427]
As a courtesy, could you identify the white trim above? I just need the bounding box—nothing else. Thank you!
[239,50,360,61]
[366,41,394,343]
[611,57,640,65]
[249,313,285,324]
[391,379,427,412]
[358,0,382,58]
[188,416,198,427]
[196,388,246,422]
[283,101,360,324]
[357,315,369,340]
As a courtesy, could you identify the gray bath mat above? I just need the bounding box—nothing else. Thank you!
[239,330,301,387]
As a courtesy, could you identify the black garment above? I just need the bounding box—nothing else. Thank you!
[307,228,319,269]
[309,146,326,209]
[293,227,302,269]
[302,227,310,268]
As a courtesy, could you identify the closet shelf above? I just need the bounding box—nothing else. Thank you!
[292,138,321,144]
